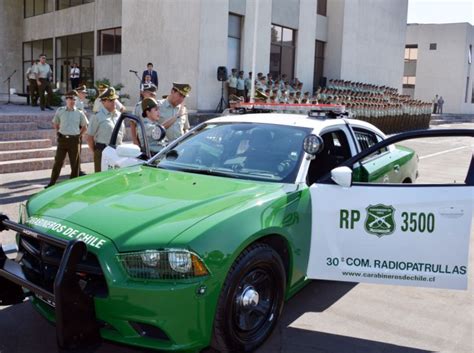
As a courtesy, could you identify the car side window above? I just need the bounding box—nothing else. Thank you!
[307,129,352,185]
[353,128,388,157]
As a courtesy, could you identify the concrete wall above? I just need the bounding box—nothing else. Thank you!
[326,0,408,91]
[295,0,317,92]
[324,0,345,81]
[241,0,273,78]
[196,0,228,110]
[272,0,299,30]
[229,0,246,15]
[406,23,473,114]
[0,0,23,94]
[23,2,96,40]
[95,55,121,86]
[121,0,202,108]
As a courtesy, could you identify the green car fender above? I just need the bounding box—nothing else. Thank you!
[169,185,312,336]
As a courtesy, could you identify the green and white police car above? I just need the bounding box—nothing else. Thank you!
[0,107,472,352]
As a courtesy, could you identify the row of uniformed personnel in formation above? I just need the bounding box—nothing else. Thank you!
[228,72,432,133]
[46,82,191,188]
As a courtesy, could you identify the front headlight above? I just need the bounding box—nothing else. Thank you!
[117,249,209,280]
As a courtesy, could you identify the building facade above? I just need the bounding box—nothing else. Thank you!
[1,0,408,111]
[404,23,474,114]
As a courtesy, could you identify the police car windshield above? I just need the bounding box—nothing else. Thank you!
[150,123,311,183]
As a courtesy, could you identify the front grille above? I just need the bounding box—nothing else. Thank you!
[18,236,108,298]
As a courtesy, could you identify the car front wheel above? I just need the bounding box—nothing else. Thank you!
[211,243,286,352]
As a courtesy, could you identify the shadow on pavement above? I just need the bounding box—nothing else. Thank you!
[0,281,432,353]
[260,327,431,353]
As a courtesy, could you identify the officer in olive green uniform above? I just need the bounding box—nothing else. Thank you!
[46,91,88,187]
[74,85,89,176]
[74,85,88,112]
[87,87,124,172]
[157,83,191,142]
[131,84,157,145]
[139,97,166,154]
[33,54,53,111]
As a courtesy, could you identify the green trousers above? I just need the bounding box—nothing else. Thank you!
[49,134,80,186]
[38,78,52,109]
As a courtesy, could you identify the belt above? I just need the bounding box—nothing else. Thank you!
[94,143,107,151]
[58,133,79,139]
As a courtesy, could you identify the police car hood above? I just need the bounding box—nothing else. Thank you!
[27,165,285,251]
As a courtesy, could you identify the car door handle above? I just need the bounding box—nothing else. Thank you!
[393,164,400,173]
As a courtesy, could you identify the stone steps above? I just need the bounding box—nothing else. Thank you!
[0,122,38,131]
[0,129,57,142]
[0,139,52,151]
[0,144,92,162]
[0,145,93,173]
[0,114,54,123]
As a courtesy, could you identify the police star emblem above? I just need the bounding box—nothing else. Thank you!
[364,204,396,237]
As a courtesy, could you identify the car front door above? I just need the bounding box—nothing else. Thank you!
[306,129,473,290]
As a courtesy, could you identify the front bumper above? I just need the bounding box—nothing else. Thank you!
[0,214,219,352]
[0,214,101,349]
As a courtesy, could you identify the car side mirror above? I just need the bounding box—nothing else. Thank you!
[331,166,352,187]
[116,144,142,158]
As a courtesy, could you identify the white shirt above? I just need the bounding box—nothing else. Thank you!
[70,67,80,79]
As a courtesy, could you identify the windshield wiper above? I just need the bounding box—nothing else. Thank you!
[165,166,242,179]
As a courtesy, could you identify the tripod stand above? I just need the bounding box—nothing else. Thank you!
[215,80,227,113]
[3,70,16,104]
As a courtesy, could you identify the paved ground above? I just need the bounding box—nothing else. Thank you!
[0,123,472,353]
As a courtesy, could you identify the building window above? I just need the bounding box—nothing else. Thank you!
[56,32,94,91]
[98,27,122,55]
[23,39,53,92]
[429,43,437,50]
[24,0,54,18]
[404,45,418,62]
[468,45,472,64]
[313,40,325,91]
[403,76,416,88]
[227,13,242,71]
[270,24,296,81]
[317,0,327,16]
[56,0,94,10]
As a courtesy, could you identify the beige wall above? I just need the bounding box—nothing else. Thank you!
[406,23,474,114]
[0,0,23,94]
[295,0,317,92]
[326,0,408,92]
[121,0,202,108]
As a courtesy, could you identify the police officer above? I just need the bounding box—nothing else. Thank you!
[157,83,191,142]
[87,87,125,172]
[140,97,166,154]
[25,60,38,106]
[33,54,53,111]
[93,84,127,114]
[46,91,88,188]
[131,83,157,145]
[74,85,88,111]
[74,85,89,176]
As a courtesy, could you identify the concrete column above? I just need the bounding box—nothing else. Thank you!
[0,0,23,94]
[196,0,229,111]
[295,0,317,93]
[324,0,345,81]
[241,0,272,75]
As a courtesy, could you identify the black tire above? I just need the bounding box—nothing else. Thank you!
[211,243,286,352]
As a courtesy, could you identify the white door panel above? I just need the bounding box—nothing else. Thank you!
[307,184,473,290]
